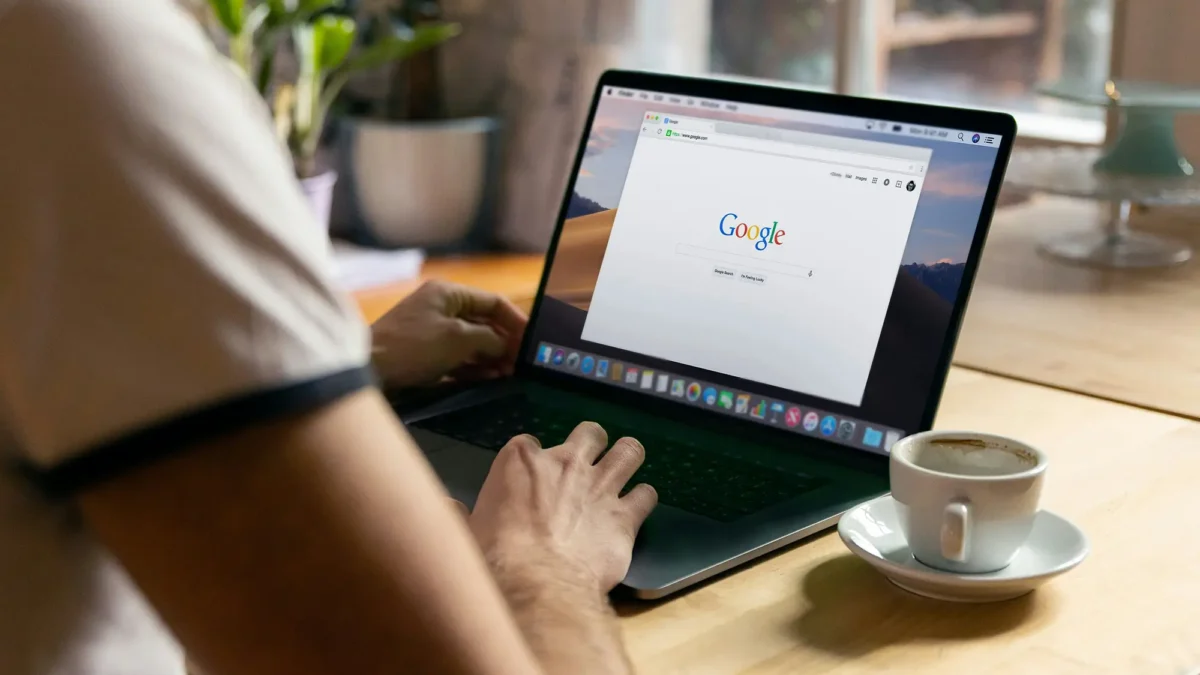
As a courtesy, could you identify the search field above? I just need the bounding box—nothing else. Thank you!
[675,243,813,278]
[660,127,926,176]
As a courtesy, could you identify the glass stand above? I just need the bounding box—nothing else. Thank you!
[1007,146,1200,268]
[1017,80,1200,268]
[1039,200,1192,268]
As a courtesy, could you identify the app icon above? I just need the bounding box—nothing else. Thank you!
[640,370,655,389]
[665,129,673,137]
[906,180,917,192]
[735,394,751,414]
[552,349,564,366]
[670,379,686,397]
[580,356,594,375]
[655,373,669,393]
[971,133,981,143]
[819,416,838,437]
[566,352,580,369]
[718,391,734,409]
[749,400,767,419]
[596,359,609,378]
[883,178,890,186]
[611,362,623,381]
[703,387,717,405]
[625,368,639,385]
[803,412,820,432]
[686,383,702,402]
[769,401,785,423]
[837,420,857,441]
[536,344,552,364]
[884,430,902,451]
[785,407,802,428]
[863,427,883,448]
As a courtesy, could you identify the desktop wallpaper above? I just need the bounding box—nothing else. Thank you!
[532,94,1003,430]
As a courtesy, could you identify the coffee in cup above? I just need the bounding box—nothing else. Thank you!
[890,430,1047,574]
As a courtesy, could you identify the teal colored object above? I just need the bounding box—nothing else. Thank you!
[1094,108,1193,176]
[1040,79,1200,177]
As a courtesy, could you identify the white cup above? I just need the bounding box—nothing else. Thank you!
[890,430,1047,574]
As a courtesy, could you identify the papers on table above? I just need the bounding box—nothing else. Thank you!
[331,241,424,291]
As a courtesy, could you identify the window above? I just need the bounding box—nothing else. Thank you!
[649,0,1115,144]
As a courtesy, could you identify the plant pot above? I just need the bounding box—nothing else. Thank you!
[331,116,499,251]
[299,169,338,232]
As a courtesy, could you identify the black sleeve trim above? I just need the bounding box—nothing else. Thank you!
[19,366,375,496]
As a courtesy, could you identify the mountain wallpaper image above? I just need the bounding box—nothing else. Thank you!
[565,191,606,219]
[901,262,966,304]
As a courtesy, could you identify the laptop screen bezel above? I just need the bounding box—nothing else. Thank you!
[513,69,1016,448]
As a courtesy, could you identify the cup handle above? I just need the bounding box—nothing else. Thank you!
[941,500,971,563]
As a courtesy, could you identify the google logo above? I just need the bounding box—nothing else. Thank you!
[719,213,786,251]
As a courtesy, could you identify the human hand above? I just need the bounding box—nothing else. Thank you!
[468,423,658,594]
[370,280,527,389]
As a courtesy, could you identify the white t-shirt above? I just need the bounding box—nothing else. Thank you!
[0,1,372,673]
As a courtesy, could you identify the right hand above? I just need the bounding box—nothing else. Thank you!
[467,422,658,594]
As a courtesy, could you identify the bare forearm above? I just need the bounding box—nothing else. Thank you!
[490,555,633,675]
[79,391,545,675]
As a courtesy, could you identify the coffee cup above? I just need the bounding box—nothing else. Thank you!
[890,430,1047,574]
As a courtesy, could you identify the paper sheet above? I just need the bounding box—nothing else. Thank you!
[331,241,425,291]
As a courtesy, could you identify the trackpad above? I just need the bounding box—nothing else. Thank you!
[425,440,497,510]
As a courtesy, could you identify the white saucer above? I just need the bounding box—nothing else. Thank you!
[837,495,1089,603]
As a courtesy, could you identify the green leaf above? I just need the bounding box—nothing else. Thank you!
[314,15,356,70]
[206,0,245,35]
[299,0,341,13]
[341,22,461,74]
[263,0,341,31]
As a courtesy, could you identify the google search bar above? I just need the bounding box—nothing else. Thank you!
[665,130,925,176]
[675,243,813,279]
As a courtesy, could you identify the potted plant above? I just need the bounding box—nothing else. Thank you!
[202,0,458,230]
[330,0,499,251]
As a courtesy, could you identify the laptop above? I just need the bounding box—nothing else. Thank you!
[403,70,1015,599]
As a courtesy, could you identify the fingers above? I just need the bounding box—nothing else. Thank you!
[438,281,528,338]
[620,483,659,530]
[449,320,508,363]
[594,437,646,491]
[437,282,528,371]
[560,421,608,464]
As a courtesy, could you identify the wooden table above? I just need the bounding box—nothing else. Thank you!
[954,195,1200,420]
[356,253,1200,674]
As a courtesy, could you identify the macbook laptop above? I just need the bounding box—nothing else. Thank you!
[402,70,1015,599]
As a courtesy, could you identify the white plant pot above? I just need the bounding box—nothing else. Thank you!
[334,117,497,248]
[299,170,338,232]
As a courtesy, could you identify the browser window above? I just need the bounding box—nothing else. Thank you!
[581,114,931,406]
[527,84,1006,453]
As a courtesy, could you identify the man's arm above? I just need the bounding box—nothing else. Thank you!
[79,390,643,675]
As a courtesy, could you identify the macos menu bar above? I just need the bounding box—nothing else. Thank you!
[605,87,1003,148]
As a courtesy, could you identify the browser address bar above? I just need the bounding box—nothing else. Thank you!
[665,129,923,175]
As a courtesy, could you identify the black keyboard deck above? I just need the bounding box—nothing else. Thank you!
[412,396,823,522]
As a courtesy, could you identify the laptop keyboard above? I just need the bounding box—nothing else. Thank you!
[411,396,824,522]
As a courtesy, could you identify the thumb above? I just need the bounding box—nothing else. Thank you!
[448,319,507,363]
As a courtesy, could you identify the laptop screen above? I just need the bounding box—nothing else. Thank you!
[525,82,1007,455]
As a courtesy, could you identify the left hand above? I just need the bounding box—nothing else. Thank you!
[370,280,528,389]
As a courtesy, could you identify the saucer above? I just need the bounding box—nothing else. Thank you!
[837,495,1089,603]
